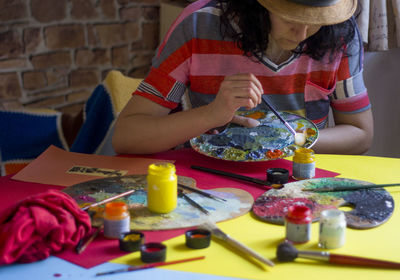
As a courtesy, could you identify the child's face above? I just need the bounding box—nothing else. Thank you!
[268,12,322,50]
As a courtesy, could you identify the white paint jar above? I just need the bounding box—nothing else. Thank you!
[318,209,346,249]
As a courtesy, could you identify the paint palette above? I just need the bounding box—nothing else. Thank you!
[190,110,318,162]
[252,177,394,229]
[63,174,254,230]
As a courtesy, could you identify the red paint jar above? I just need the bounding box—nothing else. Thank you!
[285,205,312,243]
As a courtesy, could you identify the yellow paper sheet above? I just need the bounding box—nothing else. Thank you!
[112,154,400,280]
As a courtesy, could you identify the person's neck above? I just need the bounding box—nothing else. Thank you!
[266,36,291,65]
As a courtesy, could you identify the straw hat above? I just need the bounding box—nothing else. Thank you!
[257,0,357,25]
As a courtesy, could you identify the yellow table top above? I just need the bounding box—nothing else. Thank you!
[112,154,400,279]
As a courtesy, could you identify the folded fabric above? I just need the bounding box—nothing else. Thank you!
[0,109,69,175]
[70,70,142,155]
[0,189,91,265]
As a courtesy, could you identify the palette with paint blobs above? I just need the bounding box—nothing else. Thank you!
[252,177,394,229]
[190,110,318,162]
[63,174,254,231]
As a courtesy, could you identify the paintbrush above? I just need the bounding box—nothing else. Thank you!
[95,256,206,276]
[178,189,210,215]
[276,242,400,269]
[302,183,400,192]
[191,165,276,189]
[76,224,103,254]
[178,183,227,202]
[261,95,306,146]
[81,189,135,211]
[199,221,275,267]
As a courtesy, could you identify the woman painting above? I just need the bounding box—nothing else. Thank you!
[113,0,373,155]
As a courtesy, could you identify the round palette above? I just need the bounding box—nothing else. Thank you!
[190,110,318,162]
[252,178,394,229]
[63,174,254,230]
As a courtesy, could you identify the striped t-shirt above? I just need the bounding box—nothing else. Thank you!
[134,0,370,129]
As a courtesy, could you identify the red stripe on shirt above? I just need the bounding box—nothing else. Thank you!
[331,92,370,112]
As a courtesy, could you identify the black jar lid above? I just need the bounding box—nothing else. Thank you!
[119,231,145,252]
[140,242,167,263]
[185,229,211,249]
[266,168,289,184]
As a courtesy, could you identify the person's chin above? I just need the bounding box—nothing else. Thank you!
[280,39,299,50]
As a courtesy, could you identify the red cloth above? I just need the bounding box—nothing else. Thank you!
[0,189,91,265]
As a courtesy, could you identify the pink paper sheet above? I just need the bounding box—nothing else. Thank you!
[1,148,339,268]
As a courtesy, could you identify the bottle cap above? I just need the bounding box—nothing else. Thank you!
[119,230,145,252]
[266,168,289,184]
[185,229,211,249]
[293,148,315,161]
[105,201,128,216]
[286,205,312,224]
[320,209,346,223]
[140,242,167,263]
[148,162,176,175]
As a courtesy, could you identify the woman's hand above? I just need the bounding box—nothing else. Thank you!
[204,73,264,127]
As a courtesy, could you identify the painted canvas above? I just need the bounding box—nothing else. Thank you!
[252,178,394,229]
[190,110,318,162]
[63,174,254,230]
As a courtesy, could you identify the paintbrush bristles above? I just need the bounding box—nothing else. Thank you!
[199,221,229,241]
[276,242,400,268]
[277,242,331,262]
[276,242,298,262]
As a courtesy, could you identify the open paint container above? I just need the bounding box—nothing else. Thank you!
[119,230,145,252]
[185,229,211,249]
[140,242,167,263]
[266,168,289,184]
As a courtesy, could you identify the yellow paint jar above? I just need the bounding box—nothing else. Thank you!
[292,148,315,180]
[147,162,177,213]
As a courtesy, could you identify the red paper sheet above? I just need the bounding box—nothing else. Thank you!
[1,148,339,268]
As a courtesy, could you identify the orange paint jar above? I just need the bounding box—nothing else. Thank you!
[103,201,130,239]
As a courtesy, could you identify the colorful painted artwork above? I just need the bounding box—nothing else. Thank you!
[252,178,395,229]
[63,175,254,230]
[190,110,318,162]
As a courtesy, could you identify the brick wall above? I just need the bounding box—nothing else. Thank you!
[0,0,160,115]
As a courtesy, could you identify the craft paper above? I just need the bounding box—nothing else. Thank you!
[1,148,339,269]
[12,145,172,187]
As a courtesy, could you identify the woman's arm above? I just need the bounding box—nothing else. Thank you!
[112,73,263,154]
[112,95,217,154]
[311,108,373,154]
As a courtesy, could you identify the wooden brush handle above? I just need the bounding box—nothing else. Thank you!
[225,236,275,267]
[330,254,400,269]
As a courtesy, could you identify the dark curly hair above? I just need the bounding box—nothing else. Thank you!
[218,0,356,61]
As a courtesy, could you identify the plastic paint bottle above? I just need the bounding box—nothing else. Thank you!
[285,205,312,244]
[147,162,177,214]
[292,148,315,180]
[318,209,346,249]
[103,201,130,239]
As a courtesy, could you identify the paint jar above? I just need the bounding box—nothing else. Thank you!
[103,201,130,239]
[147,162,177,214]
[185,229,211,249]
[266,168,289,184]
[285,205,312,243]
[318,209,346,249]
[119,230,145,252]
[292,148,315,180]
[140,242,167,263]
